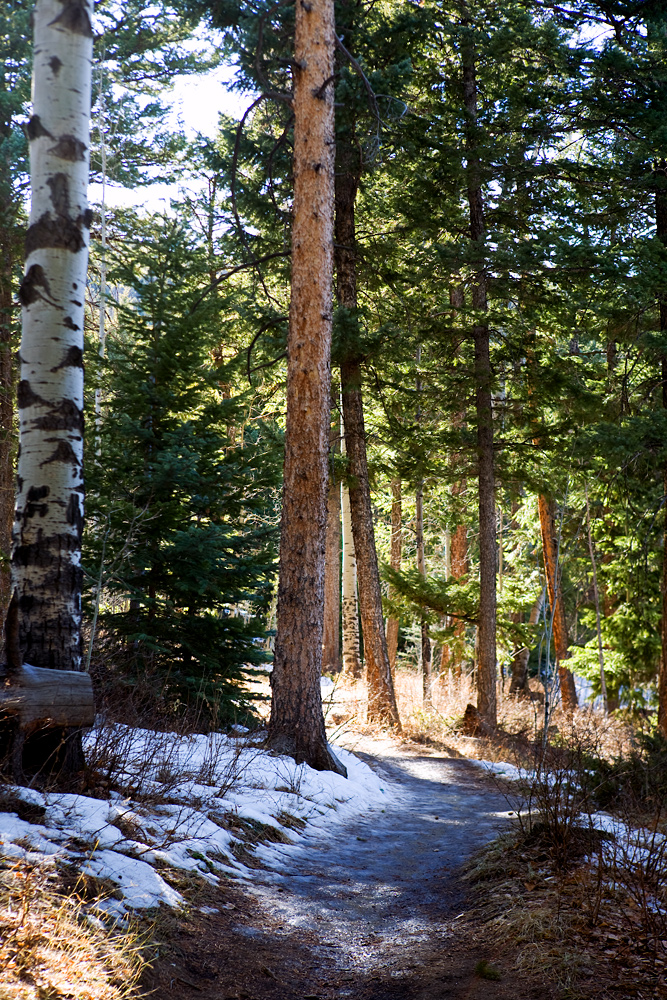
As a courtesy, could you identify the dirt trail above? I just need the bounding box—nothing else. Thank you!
[144,739,549,1000]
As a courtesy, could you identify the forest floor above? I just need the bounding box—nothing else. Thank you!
[142,734,549,1000]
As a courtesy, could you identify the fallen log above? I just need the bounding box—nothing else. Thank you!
[0,664,95,729]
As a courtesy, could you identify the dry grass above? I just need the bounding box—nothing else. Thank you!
[463,829,667,999]
[0,859,145,1000]
[321,666,633,767]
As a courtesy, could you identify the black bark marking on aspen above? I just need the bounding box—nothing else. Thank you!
[26,115,53,141]
[27,485,50,502]
[18,264,52,306]
[63,316,79,331]
[50,135,86,162]
[66,493,84,535]
[24,176,90,255]
[40,440,80,467]
[49,55,63,75]
[25,214,86,255]
[17,380,47,410]
[51,345,83,371]
[14,533,81,569]
[32,399,84,433]
[49,0,93,37]
[25,500,48,518]
[16,476,23,493]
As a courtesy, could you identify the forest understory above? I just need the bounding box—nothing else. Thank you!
[2,669,666,1000]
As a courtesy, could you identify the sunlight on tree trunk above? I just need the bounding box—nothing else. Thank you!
[341,477,362,677]
[322,397,341,674]
[385,477,402,675]
[14,0,94,673]
[268,0,346,776]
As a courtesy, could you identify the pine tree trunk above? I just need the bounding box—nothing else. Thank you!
[415,481,432,706]
[462,36,496,726]
[341,359,400,726]
[448,287,468,676]
[656,164,667,737]
[537,496,578,712]
[341,477,362,676]
[322,404,341,674]
[385,477,402,674]
[335,93,400,727]
[13,0,94,674]
[268,0,346,775]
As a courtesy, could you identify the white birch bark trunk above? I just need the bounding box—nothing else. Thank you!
[13,0,93,672]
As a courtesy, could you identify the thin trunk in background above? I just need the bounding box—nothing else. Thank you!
[268,0,346,775]
[341,358,400,726]
[509,589,544,696]
[462,31,496,726]
[322,393,341,674]
[440,527,451,671]
[385,477,402,673]
[341,471,361,675]
[335,73,400,727]
[585,485,608,714]
[447,288,469,676]
[537,496,578,712]
[415,480,432,706]
[656,161,667,737]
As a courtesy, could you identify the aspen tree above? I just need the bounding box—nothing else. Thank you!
[14,0,94,673]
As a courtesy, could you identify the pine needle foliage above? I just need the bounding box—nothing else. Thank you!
[85,213,281,728]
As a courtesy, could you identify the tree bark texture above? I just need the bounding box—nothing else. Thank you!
[446,287,468,675]
[462,37,496,726]
[335,104,400,727]
[385,477,402,674]
[268,0,346,775]
[656,167,667,737]
[341,478,361,676]
[13,0,94,673]
[322,405,341,673]
[415,481,432,706]
[341,360,400,726]
[0,186,17,640]
[537,496,578,712]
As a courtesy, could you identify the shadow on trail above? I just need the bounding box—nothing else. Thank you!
[145,749,546,1000]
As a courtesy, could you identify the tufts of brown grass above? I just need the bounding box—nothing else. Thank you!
[323,666,633,768]
[462,827,667,999]
[0,858,145,1000]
